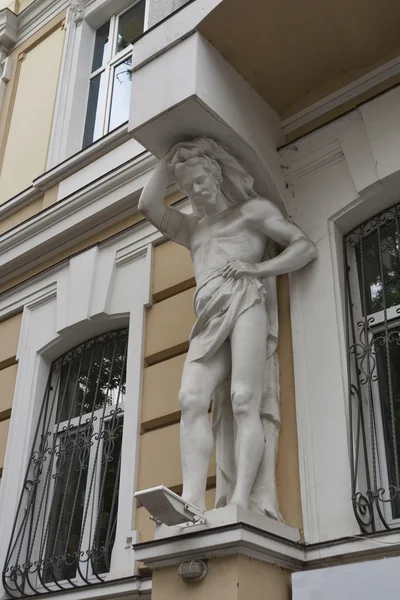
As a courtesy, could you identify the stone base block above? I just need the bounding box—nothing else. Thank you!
[152,555,292,600]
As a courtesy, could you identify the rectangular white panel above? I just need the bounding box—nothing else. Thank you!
[293,556,400,599]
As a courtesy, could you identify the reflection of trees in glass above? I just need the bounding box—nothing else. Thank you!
[57,331,128,422]
[357,222,400,314]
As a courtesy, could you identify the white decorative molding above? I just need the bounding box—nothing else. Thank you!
[0,151,159,286]
[0,220,157,597]
[282,56,400,137]
[135,522,304,572]
[69,0,85,23]
[0,126,135,223]
[16,0,69,47]
[281,139,344,184]
[0,9,18,53]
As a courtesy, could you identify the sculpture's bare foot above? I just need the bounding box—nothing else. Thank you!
[263,505,284,522]
[248,500,284,523]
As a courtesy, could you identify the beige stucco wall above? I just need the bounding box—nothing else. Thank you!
[0,17,65,205]
[152,555,291,600]
[0,313,22,476]
[16,0,36,13]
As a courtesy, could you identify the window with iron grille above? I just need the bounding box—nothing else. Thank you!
[82,0,146,149]
[345,202,400,532]
[3,329,128,597]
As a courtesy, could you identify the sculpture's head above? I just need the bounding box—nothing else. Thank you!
[172,154,223,214]
[167,137,258,218]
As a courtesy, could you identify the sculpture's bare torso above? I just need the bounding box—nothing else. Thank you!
[190,205,266,286]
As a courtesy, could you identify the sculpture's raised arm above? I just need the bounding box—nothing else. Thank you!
[138,153,196,249]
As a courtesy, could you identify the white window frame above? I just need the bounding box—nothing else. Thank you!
[83,1,145,148]
[0,223,159,598]
[47,0,150,169]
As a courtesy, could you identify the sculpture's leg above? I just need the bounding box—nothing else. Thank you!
[229,302,267,509]
[249,352,283,521]
[179,343,230,510]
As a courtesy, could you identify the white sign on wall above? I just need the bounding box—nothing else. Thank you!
[293,556,400,599]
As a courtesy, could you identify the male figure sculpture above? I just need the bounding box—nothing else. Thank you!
[139,138,316,520]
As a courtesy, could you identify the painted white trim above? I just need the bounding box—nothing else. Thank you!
[47,0,147,168]
[282,56,400,136]
[16,0,69,47]
[0,219,160,597]
[0,151,159,285]
[0,8,18,50]
[131,0,222,72]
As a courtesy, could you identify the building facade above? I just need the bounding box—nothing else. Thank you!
[0,0,400,598]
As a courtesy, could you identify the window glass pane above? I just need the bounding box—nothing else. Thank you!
[57,331,127,423]
[108,57,132,132]
[356,220,400,314]
[116,1,145,53]
[91,21,110,72]
[82,72,108,149]
[92,416,123,574]
[44,427,90,582]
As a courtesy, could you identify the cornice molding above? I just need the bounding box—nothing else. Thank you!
[280,139,344,184]
[16,0,68,46]
[0,8,18,51]
[282,56,400,137]
[0,125,133,222]
[0,151,162,287]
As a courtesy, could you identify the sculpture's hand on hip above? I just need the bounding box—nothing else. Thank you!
[222,259,260,279]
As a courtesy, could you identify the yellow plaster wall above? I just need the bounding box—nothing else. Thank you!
[0,363,17,416]
[0,22,65,204]
[0,312,22,367]
[152,241,195,302]
[0,419,10,472]
[152,555,291,600]
[276,274,303,530]
[141,352,186,430]
[0,312,22,477]
[145,287,195,364]
[16,0,36,13]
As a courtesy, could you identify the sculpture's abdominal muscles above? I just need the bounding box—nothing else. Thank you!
[190,215,266,284]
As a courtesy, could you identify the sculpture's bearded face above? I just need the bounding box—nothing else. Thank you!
[174,157,222,214]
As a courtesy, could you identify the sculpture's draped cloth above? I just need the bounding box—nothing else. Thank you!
[187,268,280,517]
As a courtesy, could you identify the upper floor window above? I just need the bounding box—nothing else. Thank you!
[345,202,400,533]
[82,1,145,149]
[3,329,128,597]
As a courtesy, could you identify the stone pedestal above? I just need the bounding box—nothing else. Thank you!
[152,556,291,600]
[133,506,304,600]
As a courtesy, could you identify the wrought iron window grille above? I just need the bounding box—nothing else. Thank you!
[2,329,128,598]
[345,202,400,533]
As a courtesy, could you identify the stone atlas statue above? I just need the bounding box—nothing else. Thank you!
[139,137,316,521]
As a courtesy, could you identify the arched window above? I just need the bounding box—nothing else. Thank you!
[3,329,128,597]
[345,203,400,532]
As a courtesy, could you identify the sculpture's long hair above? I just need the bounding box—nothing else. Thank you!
[167,137,259,217]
